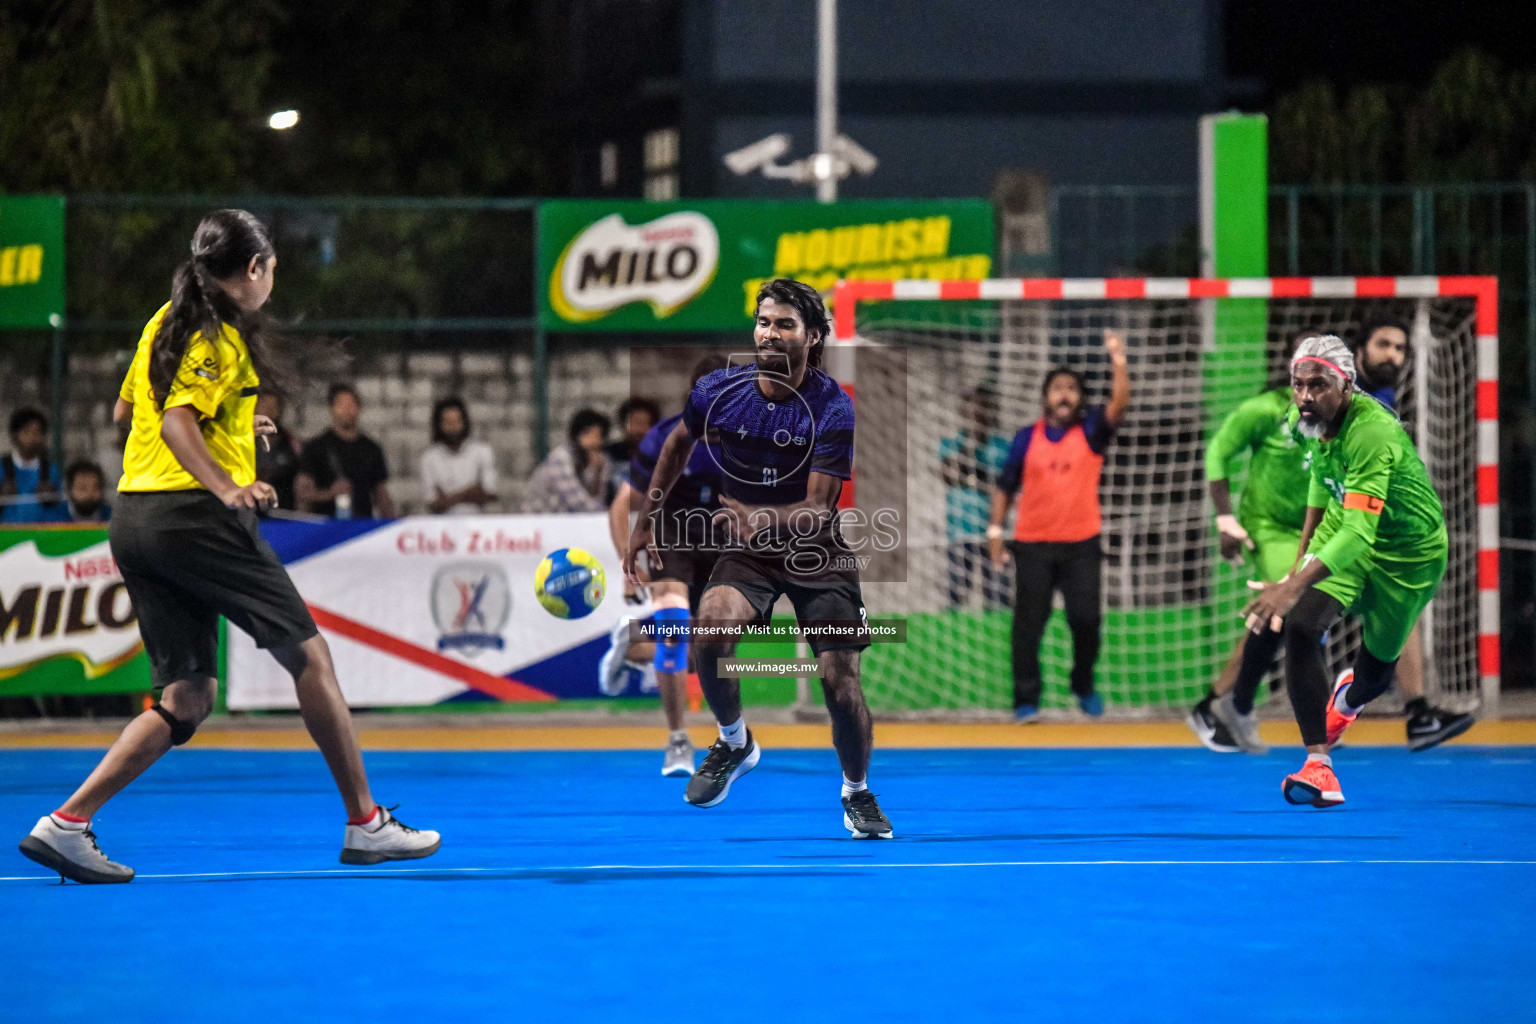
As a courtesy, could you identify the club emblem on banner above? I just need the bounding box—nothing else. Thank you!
[431,562,511,655]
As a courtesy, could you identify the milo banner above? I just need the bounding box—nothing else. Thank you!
[227,514,628,709]
[538,199,993,331]
[0,527,151,695]
[0,195,66,329]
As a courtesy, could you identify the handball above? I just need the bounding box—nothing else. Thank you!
[534,547,606,619]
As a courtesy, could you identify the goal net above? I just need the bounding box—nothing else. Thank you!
[833,276,1499,717]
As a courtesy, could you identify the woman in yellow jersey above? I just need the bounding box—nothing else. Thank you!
[18,211,440,884]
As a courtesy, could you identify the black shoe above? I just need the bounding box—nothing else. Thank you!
[841,789,893,839]
[684,732,760,808]
[1186,702,1240,753]
[1406,706,1475,752]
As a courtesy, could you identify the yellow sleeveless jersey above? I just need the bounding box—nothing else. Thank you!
[118,302,260,493]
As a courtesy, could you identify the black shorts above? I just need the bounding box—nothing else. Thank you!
[648,543,721,615]
[110,491,318,686]
[702,522,869,656]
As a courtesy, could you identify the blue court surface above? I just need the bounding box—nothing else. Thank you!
[2,745,1532,1023]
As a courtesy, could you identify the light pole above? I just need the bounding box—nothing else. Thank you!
[815,0,837,203]
[721,0,876,198]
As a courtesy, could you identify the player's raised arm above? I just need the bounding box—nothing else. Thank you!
[1104,330,1131,427]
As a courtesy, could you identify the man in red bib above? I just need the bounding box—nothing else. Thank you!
[988,332,1130,721]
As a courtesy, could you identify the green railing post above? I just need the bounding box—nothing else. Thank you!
[531,203,549,462]
[49,318,65,469]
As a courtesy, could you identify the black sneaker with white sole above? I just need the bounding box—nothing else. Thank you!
[1406,706,1475,752]
[841,790,893,839]
[1186,701,1240,753]
[684,732,760,808]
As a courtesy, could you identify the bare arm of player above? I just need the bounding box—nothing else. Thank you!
[1244,546,1331,634]
[986,486,1012,567]
[624,420,696,582]
[1209,478,1253,565]
[161,406,275,510]
[609,481,647,599]
[1104,330,1131,427]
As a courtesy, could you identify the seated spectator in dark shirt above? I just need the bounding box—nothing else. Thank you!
[62,460,111,522]
[1,407,64,524]
[295,383,395,519]
[605,397,660,504]
[254,392,302,510]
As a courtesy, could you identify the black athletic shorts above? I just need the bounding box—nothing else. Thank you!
[646,513,725,614]
[110,491,318,686]
[702,520,870,656]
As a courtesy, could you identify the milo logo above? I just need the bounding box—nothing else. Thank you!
[0,541,142,679]
[549,212,719,322]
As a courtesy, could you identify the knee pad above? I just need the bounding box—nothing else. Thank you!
[149,703,196,746]
[652,607,690,674]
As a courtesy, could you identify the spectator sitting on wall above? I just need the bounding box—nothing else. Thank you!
[0,407,63,524]
[421,396,498,514]
[606,397,661,503]
[521,408,612,513]
[254,391,302,510]
[295,383,395,519]
[62,459,111,522]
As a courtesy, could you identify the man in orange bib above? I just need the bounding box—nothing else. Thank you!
[988,332,1130,721]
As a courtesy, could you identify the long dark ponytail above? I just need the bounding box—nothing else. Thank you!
[149,209,290,407]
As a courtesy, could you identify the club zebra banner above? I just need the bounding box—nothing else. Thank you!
[226,514,629,709]
[0,526,151,695]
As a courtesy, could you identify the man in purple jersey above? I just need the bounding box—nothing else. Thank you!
[604,355,729,777]
[624,279,892,839]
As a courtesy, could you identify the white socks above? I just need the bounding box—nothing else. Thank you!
[50,814,88,831]
[719,718,747,750]
[669,729,690,744]
[841,776,867,798]
[1335,684,1363,715]
[1306,752,1333,768]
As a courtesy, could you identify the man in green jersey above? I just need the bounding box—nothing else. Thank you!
[1187,332,1320,754]
[1244,334,1449,808]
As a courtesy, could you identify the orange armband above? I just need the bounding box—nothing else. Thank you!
[1342,492,1385,514]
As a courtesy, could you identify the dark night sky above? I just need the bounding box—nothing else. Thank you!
[1226,0,1536,100]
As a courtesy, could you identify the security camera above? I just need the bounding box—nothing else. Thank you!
[834,135,878,177]
[724,134,792,176]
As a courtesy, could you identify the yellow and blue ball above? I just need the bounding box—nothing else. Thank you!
[534,547,606,619]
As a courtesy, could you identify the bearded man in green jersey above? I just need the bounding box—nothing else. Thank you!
[1244,334,1449,808]
[1187,331,1321,754]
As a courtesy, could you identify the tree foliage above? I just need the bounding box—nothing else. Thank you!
[0,0,550,196]
[1272,48,1536,183]
[0,0,283,191]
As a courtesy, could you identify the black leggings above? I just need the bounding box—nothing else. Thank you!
[1279,588,1344,747]
[1009,537,1102,707]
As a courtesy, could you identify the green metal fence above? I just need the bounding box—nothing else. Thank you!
[25,185,1536,687]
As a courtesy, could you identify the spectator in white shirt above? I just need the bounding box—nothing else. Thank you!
[420,396,498,514]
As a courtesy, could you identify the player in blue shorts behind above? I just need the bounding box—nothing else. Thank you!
[623,279,892,839]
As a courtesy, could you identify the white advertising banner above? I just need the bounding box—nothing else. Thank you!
[227,514,625,709]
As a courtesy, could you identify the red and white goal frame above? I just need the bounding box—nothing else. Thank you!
[832,275,1501,704]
